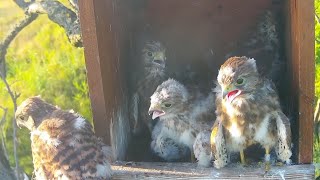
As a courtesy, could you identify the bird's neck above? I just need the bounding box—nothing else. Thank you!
[144,67,166,78]
[160,106,192,123]
[160,113,191,126]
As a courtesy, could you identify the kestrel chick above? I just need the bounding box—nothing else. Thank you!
[130,40,167,134]
[126,40,168,161]
[16,96,113,180]
[211,56,292,170]
[149,79,215,166]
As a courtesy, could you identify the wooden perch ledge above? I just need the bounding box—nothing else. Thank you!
[111,161,314,179]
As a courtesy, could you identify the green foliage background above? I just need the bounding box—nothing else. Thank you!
[1,0,320,178]
[0,1,92,175]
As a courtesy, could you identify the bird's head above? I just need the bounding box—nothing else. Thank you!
[148,79,189,120]
[217,56,260,103]
[15,96,57,131]
[142,40,166,70]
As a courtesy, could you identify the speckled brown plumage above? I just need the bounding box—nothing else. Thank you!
[211,56,292,170]
[15,97,112,180]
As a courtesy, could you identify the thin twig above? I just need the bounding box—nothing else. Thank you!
[0,106,9,161]
[316,13,320,25]
[315,99,320,142]
[315,14,320,44]
[0,73,20,111]
[0,106,8,124]
[0,14,38,77]
[0,72,20,180]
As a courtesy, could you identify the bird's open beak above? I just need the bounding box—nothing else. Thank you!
[222,85,242,103]
[16,120,22,129]
[153,52,166,68]
[148,105,165,120]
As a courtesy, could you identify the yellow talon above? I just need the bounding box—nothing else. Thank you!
[240,150,246,165]
[265,161,271,172]
[265,147,270,155]
[191,149,196,163]
[265,147,271,172]
[210,126,218,148]
[275,162,284,166]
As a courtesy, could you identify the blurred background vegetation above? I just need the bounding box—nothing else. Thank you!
[0,0,319,178]
[0,0,91,175]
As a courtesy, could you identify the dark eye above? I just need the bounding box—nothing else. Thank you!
[236,78,244,85]
[147,51,153,57]
[164,103,172,108]
[18,115,25,121]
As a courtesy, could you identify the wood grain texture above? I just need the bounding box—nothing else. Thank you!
[79,0,131,160]
[79,0,130,146]
[79,0,113,145]
[111,162,314,179]
[286,0,315,164]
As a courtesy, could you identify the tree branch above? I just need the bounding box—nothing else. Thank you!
[0,142,15,180]
[0,72,20,180]
[27,0,82,47]
[0,106,7,125]
[12,0,31,9]
[0,14,38,78]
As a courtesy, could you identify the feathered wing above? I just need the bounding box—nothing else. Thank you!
[191,92,215,167]
[130,92,140,133]
[151,136,190,162]
[191,92,216,125]
[137,73,167,132]
[31,111,112,179]
[151,121,190,161]
[210,120,229,169]
[193,130,212,167]
[275,111,292,164]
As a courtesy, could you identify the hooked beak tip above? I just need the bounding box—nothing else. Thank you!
[153,58,166,67]
[16,122,21,129]
[222,92,227,99]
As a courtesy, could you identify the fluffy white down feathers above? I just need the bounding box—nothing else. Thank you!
[149,78,215,166]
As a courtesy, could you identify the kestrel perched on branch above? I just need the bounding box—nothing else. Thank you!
[16,96,113,180]
[211,56,292,171]
[149,79,215,166]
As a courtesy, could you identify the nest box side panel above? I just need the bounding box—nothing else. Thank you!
[79,0,131,161]
[285,0,315,164]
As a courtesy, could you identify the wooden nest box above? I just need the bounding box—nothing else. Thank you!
[78,0,315,179]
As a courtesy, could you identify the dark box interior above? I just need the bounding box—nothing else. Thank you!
[79,0,315,164]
